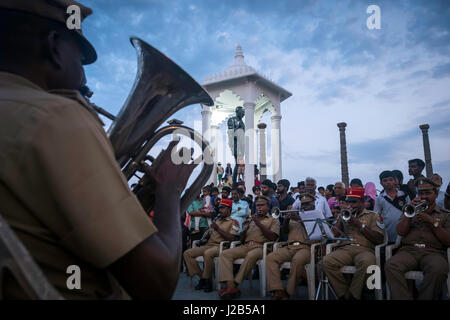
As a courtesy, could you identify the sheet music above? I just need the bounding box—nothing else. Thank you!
[299,209,334,240]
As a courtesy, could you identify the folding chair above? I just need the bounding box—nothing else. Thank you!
[326,229,388,300]
[190,240,229,290]
[227,241,274,297]
[270,241,320,300]
[385,236,450,300]
[0,215,63,300]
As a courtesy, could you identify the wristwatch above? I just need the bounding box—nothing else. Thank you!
[433,218,440,228]
[360,223,366,231]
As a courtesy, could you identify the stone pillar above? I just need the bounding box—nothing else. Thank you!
[337,122,349,187]
[419,124,433,178]
[244,102,256,194]
[210,124,220,185]
[271,114,282,183]
[257,123,267,181]
[201,105,213,185]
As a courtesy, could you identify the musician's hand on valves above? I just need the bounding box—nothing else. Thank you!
[348,215,362,228]
[140,140,198,196]
[411,197,422,206]
[416,212,433,225]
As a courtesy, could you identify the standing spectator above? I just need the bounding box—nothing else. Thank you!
[374,171,410,243]
[254,174,261,187]
[297,181,306,194]
[406,158,426,198]
[252,185,261,196]
[217,162,224,186]
[318,186,325,197]
[188,194,207,241]
[302,177,333,218]
[224,163,233,181]
[364,182,378,202]
[328,182,346,212]
[231,188,250,232]
[392,169,415,200]
[431,173,444,209]
[350,178,364,188]
[276,179,295,241]
[325,184,334,201]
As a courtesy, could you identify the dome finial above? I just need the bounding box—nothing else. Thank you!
[234,44,244,65]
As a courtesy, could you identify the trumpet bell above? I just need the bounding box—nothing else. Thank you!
[402,204,416,218]
[271,207,281,219]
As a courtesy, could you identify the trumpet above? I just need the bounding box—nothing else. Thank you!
[340,208,357,222]
[271,207,300,219]
[402,200,428,218]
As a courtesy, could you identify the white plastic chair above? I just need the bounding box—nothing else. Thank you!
[385,236,450,300]
[190,240,229,290]
[326,229,388,300]
[227,241,274,297]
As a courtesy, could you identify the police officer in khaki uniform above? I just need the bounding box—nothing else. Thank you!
[323,187,385,300]
[266,193,316,300]
[385,177,450,300]
[184,198,239,292]
[0,0,197,299]
[218,195,279,299]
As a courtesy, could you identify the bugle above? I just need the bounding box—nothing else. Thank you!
[271,207,300,219]
[402,200,428,218]
[340,208,357,222]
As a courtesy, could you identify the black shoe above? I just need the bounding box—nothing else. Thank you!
[195,279,206,290]
[203,280,213,292]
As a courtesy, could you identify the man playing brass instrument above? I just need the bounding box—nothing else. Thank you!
[385,177,450,299]
[0,0,197,299]
[218,195,279,299]
[266,193,316,300]
[183,199,239,292]
[323,187,385,300]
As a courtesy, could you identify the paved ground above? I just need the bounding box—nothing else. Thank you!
[172,270,310,300]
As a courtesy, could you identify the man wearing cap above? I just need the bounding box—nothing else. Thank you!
[218,195,279,299]
[385,177,450,300]
[252,179,279,215]
[0,1,197,299]
[183,199,239,292]
[323,187,385,300]
[266,193,316,300]
[374,170,410,244]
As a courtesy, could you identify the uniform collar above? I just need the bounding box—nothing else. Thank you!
[0,71,44,91]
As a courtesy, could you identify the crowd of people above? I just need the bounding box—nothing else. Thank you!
[182,158,450,300]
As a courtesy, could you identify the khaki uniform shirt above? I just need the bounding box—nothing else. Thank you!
[208,216,239,245]
[0,72,157,299]
[400,206,450,253]
[340,209,384,250]
[244,213,280,243]
[286,219,310,249]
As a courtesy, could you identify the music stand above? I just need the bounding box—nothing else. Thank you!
[297,210,352,300]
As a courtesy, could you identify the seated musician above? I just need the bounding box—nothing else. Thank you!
[266,193,316,300]
[183,199,239,292]
[323,187,385,300]
[218,195,279,300]
[385,177,450,300]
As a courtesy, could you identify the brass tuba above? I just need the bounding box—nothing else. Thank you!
[87,37,214,214]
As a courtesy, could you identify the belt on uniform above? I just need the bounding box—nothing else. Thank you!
[406,243,438,250]
[245,241,263,246]
[289,241,304,246]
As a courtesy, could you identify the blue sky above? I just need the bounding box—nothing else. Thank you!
[81,0,450,191]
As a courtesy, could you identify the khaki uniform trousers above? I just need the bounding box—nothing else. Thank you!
[219,244,263,286]
[385,247,449,300]
[266,246,310,295]
[183,244,220,279]
[323,245,375,299]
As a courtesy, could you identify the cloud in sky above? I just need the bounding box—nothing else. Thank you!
[82,0,450,190]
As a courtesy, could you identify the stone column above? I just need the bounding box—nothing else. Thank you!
[258,123,267,181]
[419,124,433,178]
[244,102,256,193]
[201,105,213,184]
[337,122,349,187]
[271,114,282,183]
[210,124,220,185]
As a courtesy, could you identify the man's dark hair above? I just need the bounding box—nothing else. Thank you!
[222,186,231,193]
[252,186,261,193]
[326,184,334,192]
[318,186,325,192]
[261,179,273,187]
[350,178,363,187]
[379,170,395,182]
[408,158,425,169]
[211,187,219,193]
[297,181,305,187]
[392,170,403,181]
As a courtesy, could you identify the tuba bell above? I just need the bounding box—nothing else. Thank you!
[402,200,428,218]
[83,37,214,215]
